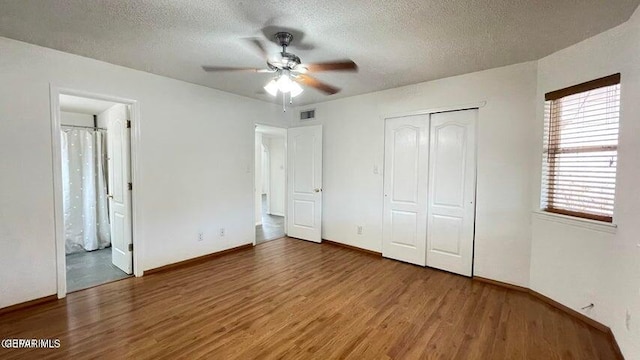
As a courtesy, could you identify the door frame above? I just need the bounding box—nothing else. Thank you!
[381,101,485,276]
[262,143,271,215]
[253,123,288,246]
[50,85,142,299]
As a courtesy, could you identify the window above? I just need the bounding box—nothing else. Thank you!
[542,74,621,223]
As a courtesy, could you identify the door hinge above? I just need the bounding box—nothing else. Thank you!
[128,182,133,191]
[128,243,133,252]
[127,120,131,128]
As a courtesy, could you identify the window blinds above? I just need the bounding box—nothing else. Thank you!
[542,74,620,223]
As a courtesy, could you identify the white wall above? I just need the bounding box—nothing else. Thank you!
[530,8,640,359]
[96,109,110,129]
[61,110,109,128]
[60,111,93,127]
[265,136,286,217]
[96,104,127,131]
[0,36,285,309]
[289,62,538,287]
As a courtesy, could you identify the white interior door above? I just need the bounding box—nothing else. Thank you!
[107,105,133,274]
[287,125,322,242]
[382,115,429,266]
[426,110,477,276]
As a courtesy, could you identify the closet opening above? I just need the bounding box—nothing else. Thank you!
[55,93,134,293]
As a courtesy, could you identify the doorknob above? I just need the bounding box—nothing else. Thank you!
[107,194,114,199]
[314,188,322,193]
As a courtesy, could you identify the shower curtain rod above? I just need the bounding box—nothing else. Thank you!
[61,124,107,131]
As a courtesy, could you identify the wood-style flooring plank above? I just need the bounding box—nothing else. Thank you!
[0,237,618,359]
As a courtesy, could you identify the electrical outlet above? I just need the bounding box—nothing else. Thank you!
[198,232,204,242]
[357,226,363,235]
[626,310,632,331]
[219,228,225,237]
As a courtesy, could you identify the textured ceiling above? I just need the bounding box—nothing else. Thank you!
[1,0,638,106]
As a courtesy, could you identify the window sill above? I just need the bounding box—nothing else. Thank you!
[532,210,618,234]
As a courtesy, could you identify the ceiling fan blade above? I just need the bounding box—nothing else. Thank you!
[246,38,269,60]
[294,74,340,95]
[297,60,358,73]
[202,66,273,73]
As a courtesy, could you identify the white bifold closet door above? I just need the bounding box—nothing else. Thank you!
[426,110,476,276]
[382,115,429,266]
[382,110,476,276]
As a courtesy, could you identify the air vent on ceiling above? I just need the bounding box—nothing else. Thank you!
[300,109,315,120]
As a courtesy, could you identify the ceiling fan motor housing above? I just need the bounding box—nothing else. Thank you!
[275,32,294,47]
[281,52,301,69]
[274,32,300,69]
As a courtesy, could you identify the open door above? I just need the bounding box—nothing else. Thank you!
[287,125,323,243]
[382,115,429,266]
[426,110,476,276]
[107,104,133,274]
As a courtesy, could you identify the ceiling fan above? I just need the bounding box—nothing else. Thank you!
[202,32,357,98]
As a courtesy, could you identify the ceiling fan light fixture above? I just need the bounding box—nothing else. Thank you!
[276,73,293,93]
[290,81,303,97]
[264,79,278,96]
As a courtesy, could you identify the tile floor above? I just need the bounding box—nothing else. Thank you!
[66,247,130,293]
[256,194,285,244]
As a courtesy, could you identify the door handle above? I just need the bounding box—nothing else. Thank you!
[107,194,114,199]
[314,188,322,193]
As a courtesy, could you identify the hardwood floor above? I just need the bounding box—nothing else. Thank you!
[0,237,617,359]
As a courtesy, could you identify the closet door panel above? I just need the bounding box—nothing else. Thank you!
[426,110,477,277]
[382,115,429,266]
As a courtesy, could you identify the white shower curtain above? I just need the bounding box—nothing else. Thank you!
[61,128,111,254]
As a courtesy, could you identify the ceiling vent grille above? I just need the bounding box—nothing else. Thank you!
[300,109,315,120]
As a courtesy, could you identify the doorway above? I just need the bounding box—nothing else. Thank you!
[382,109,477,276]
[53,91,136,295]
[255,124,287,243]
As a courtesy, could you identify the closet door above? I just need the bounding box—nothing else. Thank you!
[382,115,429,266]
[426,110,477,276]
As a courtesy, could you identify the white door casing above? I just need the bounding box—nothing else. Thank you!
[287,125,323,243]
[107,105,133,274]
[262,144,271,214]
[382,115,429,266]
[255,132,263,226]
[426,110,477,276]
